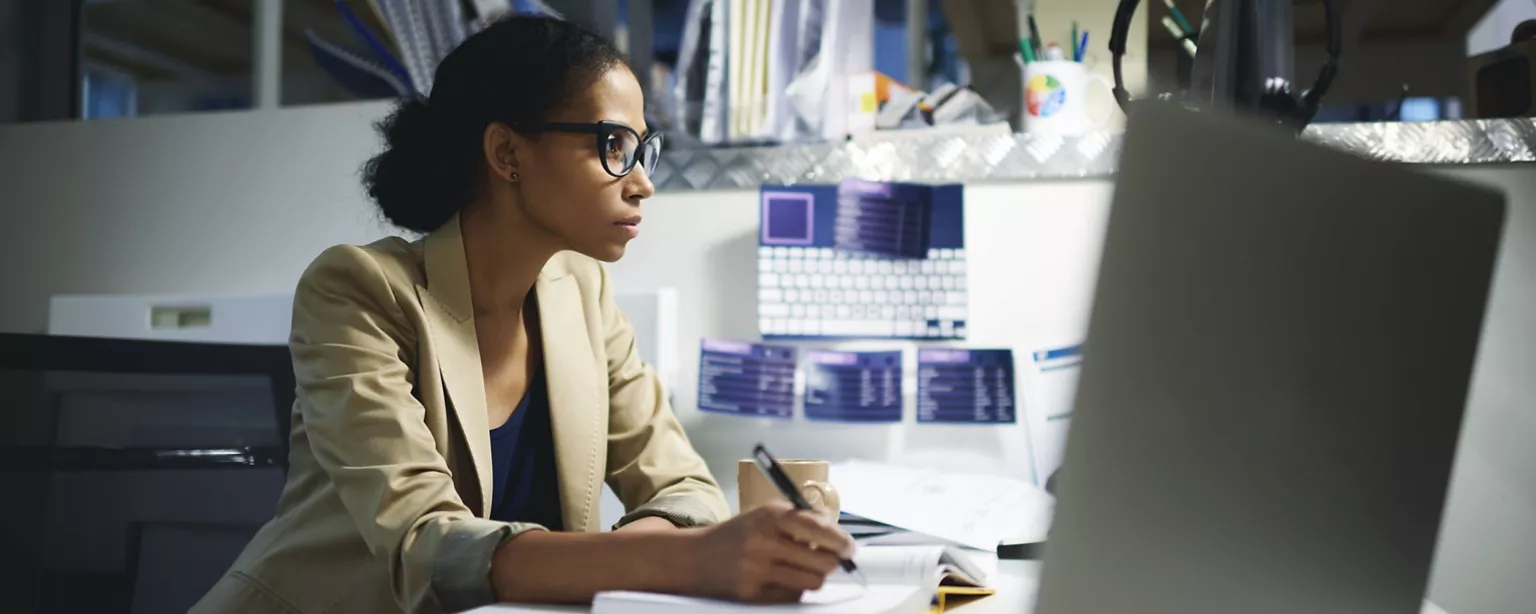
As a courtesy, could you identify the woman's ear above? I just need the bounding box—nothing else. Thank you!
[482,122,522,182]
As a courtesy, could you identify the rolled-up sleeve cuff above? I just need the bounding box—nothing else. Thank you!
[615,494,722,530]
[432,518,545,613]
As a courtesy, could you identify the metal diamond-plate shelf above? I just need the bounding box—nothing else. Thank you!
[653,118,1536,191]
[1305,119,1536,164]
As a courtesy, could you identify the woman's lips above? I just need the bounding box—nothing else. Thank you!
[615,217,641,238]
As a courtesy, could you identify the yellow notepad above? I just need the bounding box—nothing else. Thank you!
[932,586,998,612]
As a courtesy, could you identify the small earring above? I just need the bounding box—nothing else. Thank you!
[510,172,520,182]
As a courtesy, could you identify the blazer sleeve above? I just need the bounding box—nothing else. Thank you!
[290,245,544,614]
[596,265,732,528]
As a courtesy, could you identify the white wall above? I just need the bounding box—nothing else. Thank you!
[0,102,395,333]
[1469,0,1536,56]
[1,103,1534,613]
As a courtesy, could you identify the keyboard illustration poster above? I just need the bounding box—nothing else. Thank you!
[916,348,1016,424]
[803,350,903,422]
[696,339,796,418]
[758,181,966,340]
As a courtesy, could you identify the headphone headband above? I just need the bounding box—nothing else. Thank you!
[1107,0,1340,130]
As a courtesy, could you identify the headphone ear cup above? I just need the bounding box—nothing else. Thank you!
[1258,80,1307,131]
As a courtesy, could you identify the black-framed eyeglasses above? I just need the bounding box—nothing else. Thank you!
[525,120,662,178]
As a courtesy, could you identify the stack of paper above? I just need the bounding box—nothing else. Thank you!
[831,461,1056,551]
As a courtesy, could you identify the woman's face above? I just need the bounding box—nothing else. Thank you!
[487,66,656,263]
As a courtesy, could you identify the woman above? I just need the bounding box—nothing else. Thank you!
[194,16,853,614]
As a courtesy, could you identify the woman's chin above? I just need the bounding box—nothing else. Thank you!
[582,243,628,263]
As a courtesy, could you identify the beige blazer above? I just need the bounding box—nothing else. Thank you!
[193,215,730,614]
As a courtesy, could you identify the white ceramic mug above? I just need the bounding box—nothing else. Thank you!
[1021,60,1115,135]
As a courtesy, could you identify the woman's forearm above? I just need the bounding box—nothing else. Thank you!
[490,528,699,603]
[615,516,679,532]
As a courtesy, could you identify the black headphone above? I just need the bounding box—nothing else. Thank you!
[1107,0,1342,131]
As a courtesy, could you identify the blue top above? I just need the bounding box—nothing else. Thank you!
[488,366,564,529]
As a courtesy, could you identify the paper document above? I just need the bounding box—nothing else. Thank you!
[1023,344,1083,486]
[831,545,989,592]
[590,585,925,614]
[800,584,867,605]
[832,461,1055,551]
[587,544,987,614]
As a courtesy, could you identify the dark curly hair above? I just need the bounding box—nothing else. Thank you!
[361,16,627,233]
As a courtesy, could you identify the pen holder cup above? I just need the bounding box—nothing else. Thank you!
[1020,60,1116,136]
[737,459,840,520]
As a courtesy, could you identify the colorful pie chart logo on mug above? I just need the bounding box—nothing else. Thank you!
[1027,74,1068,118]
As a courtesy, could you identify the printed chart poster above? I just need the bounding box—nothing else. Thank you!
[1026,344,1083,486]
[697,339,796,418]
[916,348,1016,424]
[803,350,903,422]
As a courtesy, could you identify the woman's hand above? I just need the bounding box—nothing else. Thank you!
[684,500,857,603]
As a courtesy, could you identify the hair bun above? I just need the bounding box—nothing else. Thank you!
[381,98,433,153]
[362,98,465,233]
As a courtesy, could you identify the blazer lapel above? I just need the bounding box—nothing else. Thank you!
[536,266,605,532]
[416,215,495,517]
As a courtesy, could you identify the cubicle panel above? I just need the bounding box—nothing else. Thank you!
[609,181,1115,504]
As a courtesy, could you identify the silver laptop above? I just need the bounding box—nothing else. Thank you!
[1034,105,1506,614]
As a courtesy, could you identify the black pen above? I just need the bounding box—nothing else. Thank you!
[1027,13,1044,58]
[752,444,864,583]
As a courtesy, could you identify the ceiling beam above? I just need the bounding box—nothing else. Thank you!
[83,3,243,73]
[83,56,175,82]
[141,0,252,41]
[143,0,309,68]
[82,31,210,79]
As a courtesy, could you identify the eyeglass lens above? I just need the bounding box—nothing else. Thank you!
[604,127,638,176]
[601,126,662,177]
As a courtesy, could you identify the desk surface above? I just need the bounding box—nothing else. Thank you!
[468,556,1448,614]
